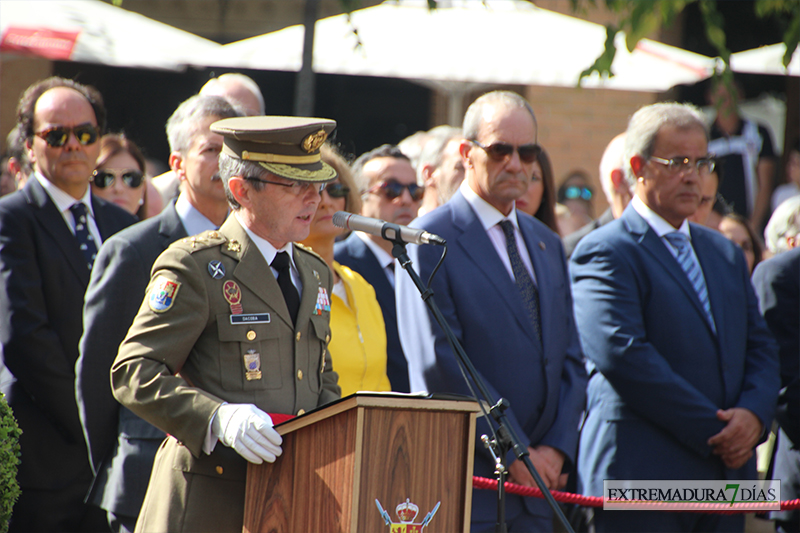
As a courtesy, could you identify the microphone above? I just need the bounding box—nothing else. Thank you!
[332,212,446,246]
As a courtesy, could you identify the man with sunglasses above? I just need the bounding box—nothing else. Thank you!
[0,77,136,532]
[570,102,779,533]
[76,95,242,533]
[335,144,423,393]
[396,90,587,532]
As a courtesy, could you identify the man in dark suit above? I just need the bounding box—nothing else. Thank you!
[75,95,242,533]
[334,144,422,393]
[752,246,800,533]
[0,77,136,532]
[563,132,629,258]
[397,91,587,532]
[571,102,780,533]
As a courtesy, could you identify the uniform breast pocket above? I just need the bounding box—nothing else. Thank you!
[216,314,283,391]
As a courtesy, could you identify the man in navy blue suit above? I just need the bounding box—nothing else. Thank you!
[0,77,136,532]
[397,90,586,532]
[335,144,423,393]
[570,102,780,533]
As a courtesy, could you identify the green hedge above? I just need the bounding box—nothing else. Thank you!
[0,392,20,533]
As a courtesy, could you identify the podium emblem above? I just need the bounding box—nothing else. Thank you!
[375,498,440,532]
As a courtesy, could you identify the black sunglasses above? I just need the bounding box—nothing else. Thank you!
[92,169,144,189]
[470,140,541,164]
[35,124,99,148]
[368,180,424,202]
[324,183,350,198]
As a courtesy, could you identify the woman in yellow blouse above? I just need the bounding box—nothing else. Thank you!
[301,145,391,396]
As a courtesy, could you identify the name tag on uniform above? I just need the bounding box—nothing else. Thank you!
[230,313,270,325]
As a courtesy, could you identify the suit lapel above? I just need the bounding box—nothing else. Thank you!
[293,246,324,328]
[221,217,293,327]
[25,179,90,285]
[623,207,716,335]
[692,228,727,338]
[159,201,188,245]
[451,195,538,344]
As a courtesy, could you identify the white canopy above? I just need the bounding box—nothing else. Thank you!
[0,0,220,71]
[210,0,715,92]
[730,43,799,77]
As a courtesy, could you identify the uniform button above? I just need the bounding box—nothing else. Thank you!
[216,466,223,475]
[297,369,303,380]
[297,408,305,416]
[325,334,331,343]
[247,330,256,341]
[296,332,302,341]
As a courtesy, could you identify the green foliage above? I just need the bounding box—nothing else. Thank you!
[570,0,800,85]
[0,393,21,533]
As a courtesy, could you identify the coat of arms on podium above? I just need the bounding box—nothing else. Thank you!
[375,498,440,532]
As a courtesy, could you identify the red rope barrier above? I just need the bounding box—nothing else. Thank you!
[472,476,800,513]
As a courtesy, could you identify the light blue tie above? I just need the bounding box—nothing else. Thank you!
[664,232,715,331]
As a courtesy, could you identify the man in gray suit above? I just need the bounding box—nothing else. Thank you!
[75,95,242,532]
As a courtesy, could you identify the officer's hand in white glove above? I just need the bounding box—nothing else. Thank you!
[211,403,283,464]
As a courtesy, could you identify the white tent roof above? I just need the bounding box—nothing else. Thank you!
[0,0,220,71]
[730,43,799,77]
[210,0,714,92]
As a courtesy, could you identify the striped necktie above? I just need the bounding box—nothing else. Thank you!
[663,232,715,331]
[499,220,542,343]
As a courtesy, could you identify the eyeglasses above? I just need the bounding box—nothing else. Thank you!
[470,140,541,164]
[35,124,99,148]
[244,176,326,194]
[368,180,425,202]
[92,169,144,189]
[649,155,716,175]
[563,186,593,201]
[324,183,350,198]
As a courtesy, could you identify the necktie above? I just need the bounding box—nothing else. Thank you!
[272,252,300,325]
[499,220,542,343]
[69,203,98,271]
[663,232,715,331]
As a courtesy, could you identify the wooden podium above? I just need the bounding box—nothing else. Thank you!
[243,393,480,533]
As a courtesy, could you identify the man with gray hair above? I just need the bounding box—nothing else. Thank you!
[111,115,340,532]
[764,195,800,255]
[563,133,629,257]
[397,90,586,532]
[76,95,242,532]
[416,125,465,216]
[571,102,779,532]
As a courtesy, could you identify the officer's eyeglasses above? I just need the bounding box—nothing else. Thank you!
[35,124,99,148]
[649,155,716,175]
[244,176,326,194]
[92,169,144,189]
[470,140,541,164]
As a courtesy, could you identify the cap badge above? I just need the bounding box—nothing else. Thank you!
[301,129,328,153]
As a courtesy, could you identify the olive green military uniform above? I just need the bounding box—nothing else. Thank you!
[111,214,340,533]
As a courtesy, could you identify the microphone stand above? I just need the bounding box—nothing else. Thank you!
[391,240,575,533]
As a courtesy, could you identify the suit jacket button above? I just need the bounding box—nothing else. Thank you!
[216,466,223,475]
[297,408,305,416]
[297,369,303,380]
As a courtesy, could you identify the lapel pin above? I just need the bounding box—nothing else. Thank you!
[539,241,546,250]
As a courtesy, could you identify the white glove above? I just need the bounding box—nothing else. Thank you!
[211,403,283,464]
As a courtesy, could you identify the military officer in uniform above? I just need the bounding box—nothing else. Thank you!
[111,116,341,533]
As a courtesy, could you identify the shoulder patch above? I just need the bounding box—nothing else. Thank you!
[148,275,181,313]
[174,230,227,254]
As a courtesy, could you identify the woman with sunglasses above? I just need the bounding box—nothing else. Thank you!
[514,146,559,233]
[300,144,391,396]
[91,134,151,219]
